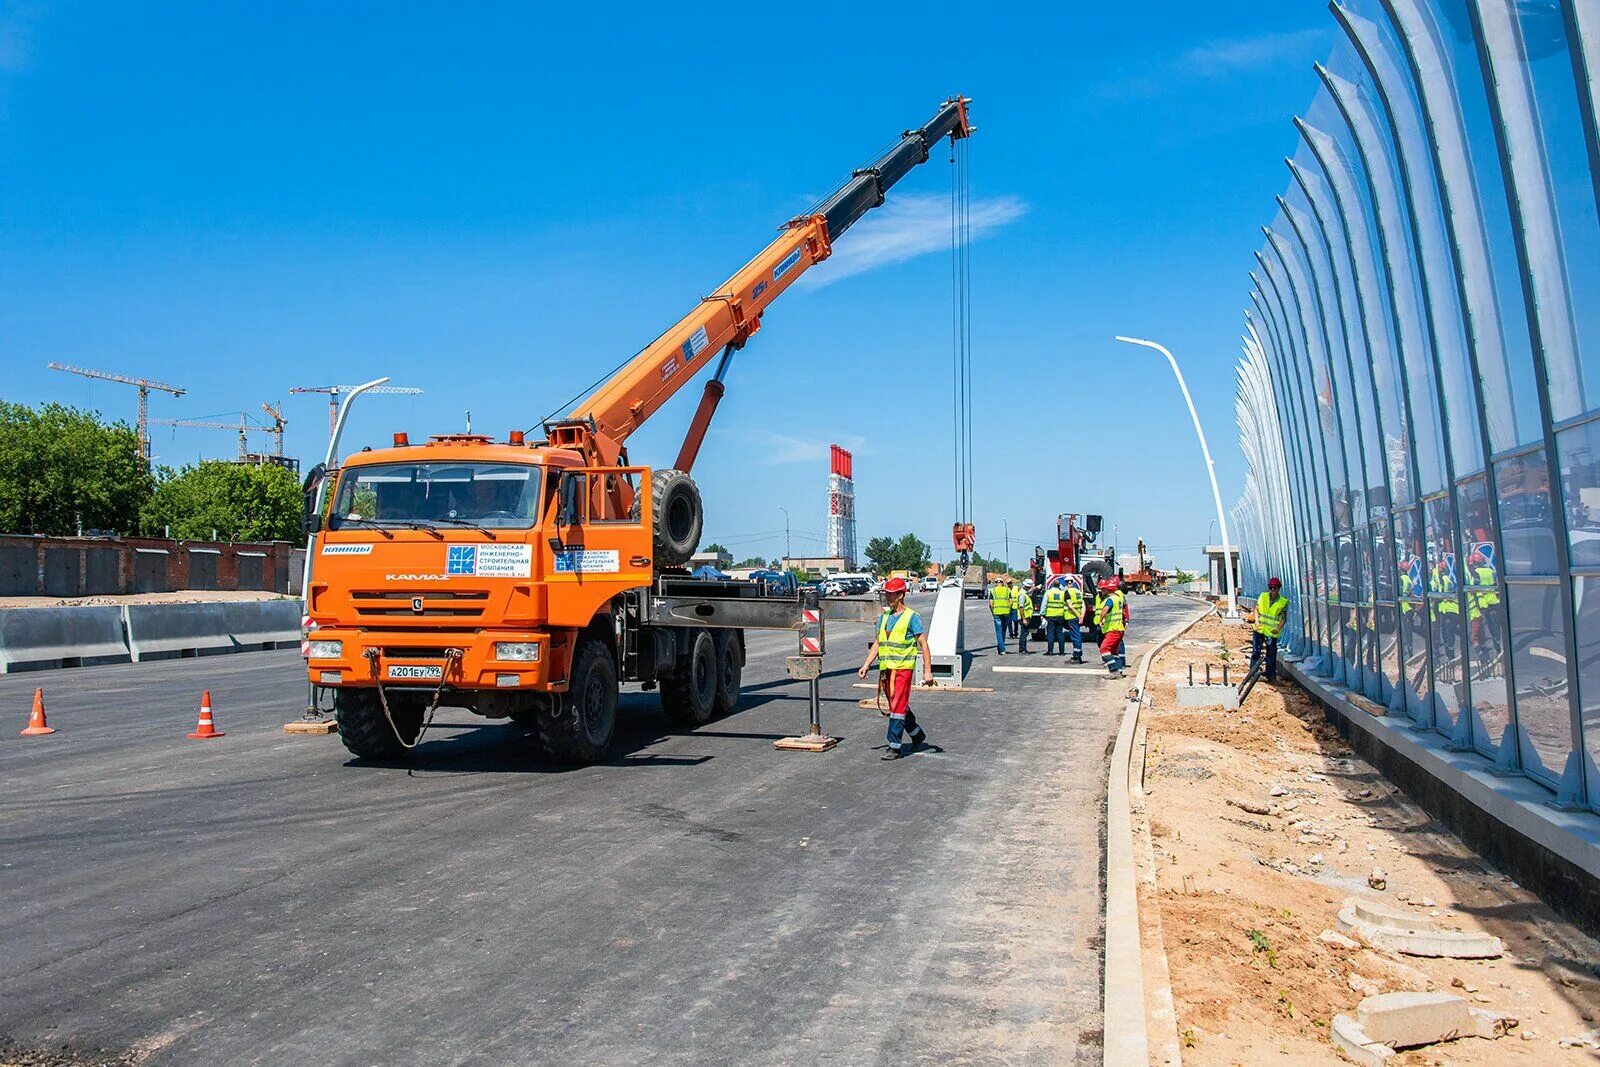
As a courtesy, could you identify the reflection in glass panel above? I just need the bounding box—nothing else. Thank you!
[1503,1,1600,418]
[1426,493,1465,732]
[1343,606,1360,688]
[1376,602,1402,705]
[1395,505,1431,719]
[1495,448,1561,575]
[1508,580,1572,787]
[1406,0,1543,449]
[1557,420,1600,569]
[1457,476,1510,757]
[1575,576,1600,814]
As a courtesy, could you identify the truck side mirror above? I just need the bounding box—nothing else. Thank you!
[301,463,328,535]
[558,473,582,528]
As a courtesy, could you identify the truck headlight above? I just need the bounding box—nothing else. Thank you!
[308,639,343,659]
[493,641,540,661]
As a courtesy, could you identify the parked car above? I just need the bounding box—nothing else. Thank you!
[921,575,940,592]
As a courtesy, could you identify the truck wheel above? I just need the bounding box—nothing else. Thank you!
[334,688,421,760]
[650,469,702,568]
[536,636,617,764]
[660,628,717,726]
[712,630,743,716]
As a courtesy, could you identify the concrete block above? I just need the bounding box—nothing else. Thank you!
[124,600,301,661]
[1175,684,1240,709]
[1338,900,1504,958]
[1330,1015,1393,1065]
[0,606,130,673]
[1355,991,1473,1049]
[1470,1008,1518,1039]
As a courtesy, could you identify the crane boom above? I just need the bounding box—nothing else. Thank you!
[556,96,972,467]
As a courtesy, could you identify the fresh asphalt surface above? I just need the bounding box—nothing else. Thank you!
[1,592,1204,1065]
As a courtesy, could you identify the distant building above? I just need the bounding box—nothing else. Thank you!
[781,556,847,575]
[1202,545,1240,597]
[689,549,732,569]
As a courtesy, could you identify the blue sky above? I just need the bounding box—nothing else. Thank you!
[1,2,1336,571]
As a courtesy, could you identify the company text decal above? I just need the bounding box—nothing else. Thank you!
[445,544,533,577]
[553,549,620,574]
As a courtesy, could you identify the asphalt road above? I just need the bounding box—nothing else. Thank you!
[1,592,1204,1065]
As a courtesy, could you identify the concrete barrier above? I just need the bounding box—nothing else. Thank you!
[0,606,131,673]
[124,600,302,662]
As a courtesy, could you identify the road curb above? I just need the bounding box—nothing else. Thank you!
[1103,607,1204,1067]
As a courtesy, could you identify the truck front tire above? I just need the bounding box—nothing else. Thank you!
[536,636,617,764]
[334,688,423,760]
[660,628,717,726]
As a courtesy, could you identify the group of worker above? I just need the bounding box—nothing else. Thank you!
[986,574,1130,678]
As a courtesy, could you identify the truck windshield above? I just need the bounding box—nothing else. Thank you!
[329,462,543,530]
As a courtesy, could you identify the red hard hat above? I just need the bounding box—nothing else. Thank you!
[1097,578,1116,592]
[883,577,908,595]
[1268,577,1282,589]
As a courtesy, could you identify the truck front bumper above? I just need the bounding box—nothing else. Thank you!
[305,630,551,691]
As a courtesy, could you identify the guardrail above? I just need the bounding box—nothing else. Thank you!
[0,600,302,672]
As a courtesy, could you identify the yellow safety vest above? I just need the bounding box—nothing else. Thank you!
[1042,586,1068,618]
[1016,588,1033,618]
[1255,592,1288,638]
[1066,585,1085,619]
[1096,590,1127,633]
[990,583,1013,615]
[1432,573,1460,614]
[1471,565,1500,609]
[875,609,919,671]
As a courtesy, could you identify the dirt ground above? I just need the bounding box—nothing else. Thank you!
[1135,613,1600,1065]
[0,590,291,609]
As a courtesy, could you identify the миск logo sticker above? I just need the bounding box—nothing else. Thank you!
[447,545,477,575]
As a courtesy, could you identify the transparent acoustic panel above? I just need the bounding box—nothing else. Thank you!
[1557,420,1600,569]
[1495,448,1561,576]
[1394,504,1432,719]
[1376,601,1402,704]
[1506,580,1571,787]
[1575,575,1600,813]
[1425,492,1466,733]
[1457,474,1510,758]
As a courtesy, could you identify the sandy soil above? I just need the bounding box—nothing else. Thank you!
[1136,613,1600,1064]
[0,590,292,609]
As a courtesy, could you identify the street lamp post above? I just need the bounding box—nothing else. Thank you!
[1115,336,1239,619]
[1003,517,1009,571]
[778,506,791,565]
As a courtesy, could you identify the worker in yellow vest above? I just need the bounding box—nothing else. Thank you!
[1015,578,1035,654]
[1094,577,1129,678]
[858,576,933,760]
[989,576,1014,655]
[1465,548,1502,657]
[1065,579,1087,661]
[1041,578,1075,657]
[1248,577,1289,683]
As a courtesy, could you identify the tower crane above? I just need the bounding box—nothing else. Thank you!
[261,402,287,456]
[289,384,423,463]
[150,413,264,462]
[47,362,187,461]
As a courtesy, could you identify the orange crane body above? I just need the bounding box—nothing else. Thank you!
[302,98,972,764]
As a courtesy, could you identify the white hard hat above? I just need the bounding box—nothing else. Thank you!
[1022,578,1034,590]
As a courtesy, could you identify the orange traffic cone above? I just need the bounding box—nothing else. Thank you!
[20,687,55,736]
[186,689,225,740]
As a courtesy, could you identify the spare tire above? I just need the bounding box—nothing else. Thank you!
[1078,557,1113,593]
[650,469,702,568]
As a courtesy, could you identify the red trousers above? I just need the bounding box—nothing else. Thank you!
[1099,631,1124,656]
[879,668,913,716]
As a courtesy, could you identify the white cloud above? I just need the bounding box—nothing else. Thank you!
[1177,29,1334,78]
[798,193,1028,289]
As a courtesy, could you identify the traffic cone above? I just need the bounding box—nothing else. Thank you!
[186,689,225,739]
[20,688,54,736]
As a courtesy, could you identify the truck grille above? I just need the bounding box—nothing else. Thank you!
[351,590,489,619]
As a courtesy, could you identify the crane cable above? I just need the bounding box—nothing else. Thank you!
[949,131,974,527]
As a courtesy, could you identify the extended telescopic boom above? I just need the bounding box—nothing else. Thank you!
[551,97,973,470]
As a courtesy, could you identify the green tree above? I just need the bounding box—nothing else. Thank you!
[0,401,152,535]
[141,461,302,541]
[892,533,932,574]
[864,535,896,574]
[704,542,729,554]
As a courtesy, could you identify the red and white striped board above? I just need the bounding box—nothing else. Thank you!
[800,634,822,655]
[802,608,820,626]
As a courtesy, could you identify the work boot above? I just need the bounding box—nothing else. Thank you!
[881,748,904,761]
[1071,653,1083,663]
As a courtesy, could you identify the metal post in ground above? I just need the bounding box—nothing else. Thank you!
[775,587,838,751]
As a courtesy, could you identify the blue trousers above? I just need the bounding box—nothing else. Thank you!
[993,614,1007,653]
[1250,632,1279,681]
[886,711,925,752]
[1047,618,1083,654]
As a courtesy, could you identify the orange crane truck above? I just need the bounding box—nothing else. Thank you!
[300,97,973,764]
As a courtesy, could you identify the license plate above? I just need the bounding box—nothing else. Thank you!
[388,664,443,680]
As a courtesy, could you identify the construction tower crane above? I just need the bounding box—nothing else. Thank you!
[261,402,287,456]
[47,362,187,461]
[289,383,422,463]
[150,413,263,462]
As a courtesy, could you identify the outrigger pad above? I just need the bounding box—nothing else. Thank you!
[773,735,839,752]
